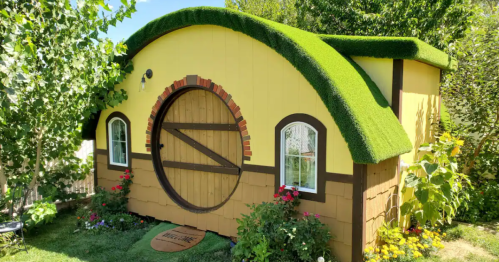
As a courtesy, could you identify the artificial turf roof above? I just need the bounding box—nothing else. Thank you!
[113,6,454,164]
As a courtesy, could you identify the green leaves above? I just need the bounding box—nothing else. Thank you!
[405,173,419,188]
[415,188,429,204]
[422,161,439,175]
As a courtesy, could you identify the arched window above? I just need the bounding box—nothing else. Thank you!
[108,117,128,166]
[280,122,318,193]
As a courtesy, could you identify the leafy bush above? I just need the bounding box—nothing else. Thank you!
[401,132,471,225]
[90,169,134,215]
[456,181,499,223]
[77,211,146,232]
[364,225,445,261]
[23,200,57,229]
[232,185,334,262]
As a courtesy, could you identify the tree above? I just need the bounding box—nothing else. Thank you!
[227,0,475,51]
[0,0,136,204]
[225,0,298,26]
[441,8,499,179]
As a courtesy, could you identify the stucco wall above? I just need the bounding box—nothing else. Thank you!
[95,25,353,175]
[351,57,393,106]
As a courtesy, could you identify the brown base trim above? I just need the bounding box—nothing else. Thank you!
[131,152,153,160]
[352,163,367,262]
[241,164,276,174]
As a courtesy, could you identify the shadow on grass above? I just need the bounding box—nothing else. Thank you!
[0,209,232,262]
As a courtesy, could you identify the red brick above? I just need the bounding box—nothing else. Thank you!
[147,148,151,152]
[243,141,250,146]
[240,125,247,132]
[146,134,151,140]
[241,130,249,137]
[232,106,240,114]
[151,110,157,117]
[222,92,228,100]
[244,151,252,156]
[183,77,187,87]
[235,111,242,118]
[148,118,153,124]
[238,120,247,127]
[205,79,212,88]
[146,140,151,144]
[216,87,223,95]
[213,84,219,93]
[174,81,179,89]
[147,125,152,132]
[148,122,153,128]
[167,87,173,94]
[161,91,168,100]
[229,102,237,110]
[244,146,250,151]
[228,100,235,107]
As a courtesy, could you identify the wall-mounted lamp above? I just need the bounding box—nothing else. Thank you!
[140,69,153,91]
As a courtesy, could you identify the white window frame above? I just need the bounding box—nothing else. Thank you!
[108,117,128,167]
[280,122,318,194]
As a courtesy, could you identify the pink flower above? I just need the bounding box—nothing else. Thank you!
[288,196,294,201]
[315,214,320,218]
[278,188,284,193]
[116,185,123,190]
[120,175,123,179]
[125,169,130,173]
[286,191,291,196]
[274,193,279,198]
[125,174,130,180]
[102,203,106,206]
[303,212,310,217]
[282,196,288,201]
[293,191,299,197]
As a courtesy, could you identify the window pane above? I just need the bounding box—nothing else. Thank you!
[300,157,316,190]
[284,125,301,155]
[284,156,300,187]
[112,141,127,164]
[301,125,316,157]
[111,120,121,140]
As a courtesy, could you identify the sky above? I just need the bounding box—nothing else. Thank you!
[104,0,225,43]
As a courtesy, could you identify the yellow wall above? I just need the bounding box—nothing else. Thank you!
[96,25,353,175]
[351,57,393,105]
[399,60,441,226]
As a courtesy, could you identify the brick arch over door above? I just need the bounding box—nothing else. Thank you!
[145,75,252,160]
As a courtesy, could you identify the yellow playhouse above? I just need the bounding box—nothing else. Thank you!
[83,7,454,262]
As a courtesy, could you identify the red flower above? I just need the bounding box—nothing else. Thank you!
[275,202,279,205]
[120,175,123,179]
[102,203,106,206]
[280,249,284,252]
[481,191,484,195]
[279,185,286,190]
[125,169,130,173]
[125,174,130,180]
[288,196,294,201]
[293,191,299,197]
[140,220,144,223]
[291,187,296,191]
[315,214,320,218]
[286,191,291,196]
[282,196,288,201]
[278,188,284,193]
[303,212,310,217]
[274,193,279,198]
[116,185,123,190]
[111,187,116,191]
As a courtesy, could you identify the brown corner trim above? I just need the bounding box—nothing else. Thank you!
[391,59,403,122]
[352,163,368,262]
[105,112,132,172]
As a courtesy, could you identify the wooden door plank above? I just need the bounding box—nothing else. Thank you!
[179,93,188,200]
[166,105,175,187]
[185,91,194,205]
[213,93,222,205]
[162,161,239,175]
[173,98,182,196]
[206,92,215,207]
[191,90,201,207]
[199,90,208,208]
[221,101,230,201]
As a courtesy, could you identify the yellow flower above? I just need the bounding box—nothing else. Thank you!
[382,245,388,250]
[393,254,398,258]
[369,247,374,251]
[438,229,441,232]
[423,235,429,239]
[456,139,464,146]
[424,244,429,248]
[443,233,447,237]
[441,132,452,141]
[375,248,380,253]
[365,248,370,253]
[383,255,389,259]
[451,146,460,156]
[418,226,422,230]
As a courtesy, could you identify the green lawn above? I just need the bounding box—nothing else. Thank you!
[418,222,499,262]
[0,209,232,262]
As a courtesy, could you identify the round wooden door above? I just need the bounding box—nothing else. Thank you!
[159,89,242,211]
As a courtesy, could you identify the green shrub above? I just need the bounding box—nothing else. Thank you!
[456,181,499,223]
[232,185,334,262]
[90,169,134,215]
[23,200,57,229]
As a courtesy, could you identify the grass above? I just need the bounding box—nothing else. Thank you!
[0,209,232,262]
[417,222,499,262]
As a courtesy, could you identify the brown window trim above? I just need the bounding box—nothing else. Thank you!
[105,112,132,172]
[274,113,330,202]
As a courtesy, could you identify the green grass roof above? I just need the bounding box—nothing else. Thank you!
[319,35,457,70]
[120,6,415,164]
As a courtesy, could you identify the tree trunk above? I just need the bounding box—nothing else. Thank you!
[29,132,43,190]
[0,145,7,195]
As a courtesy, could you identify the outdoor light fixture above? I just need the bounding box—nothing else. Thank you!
[141,69,153,91]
